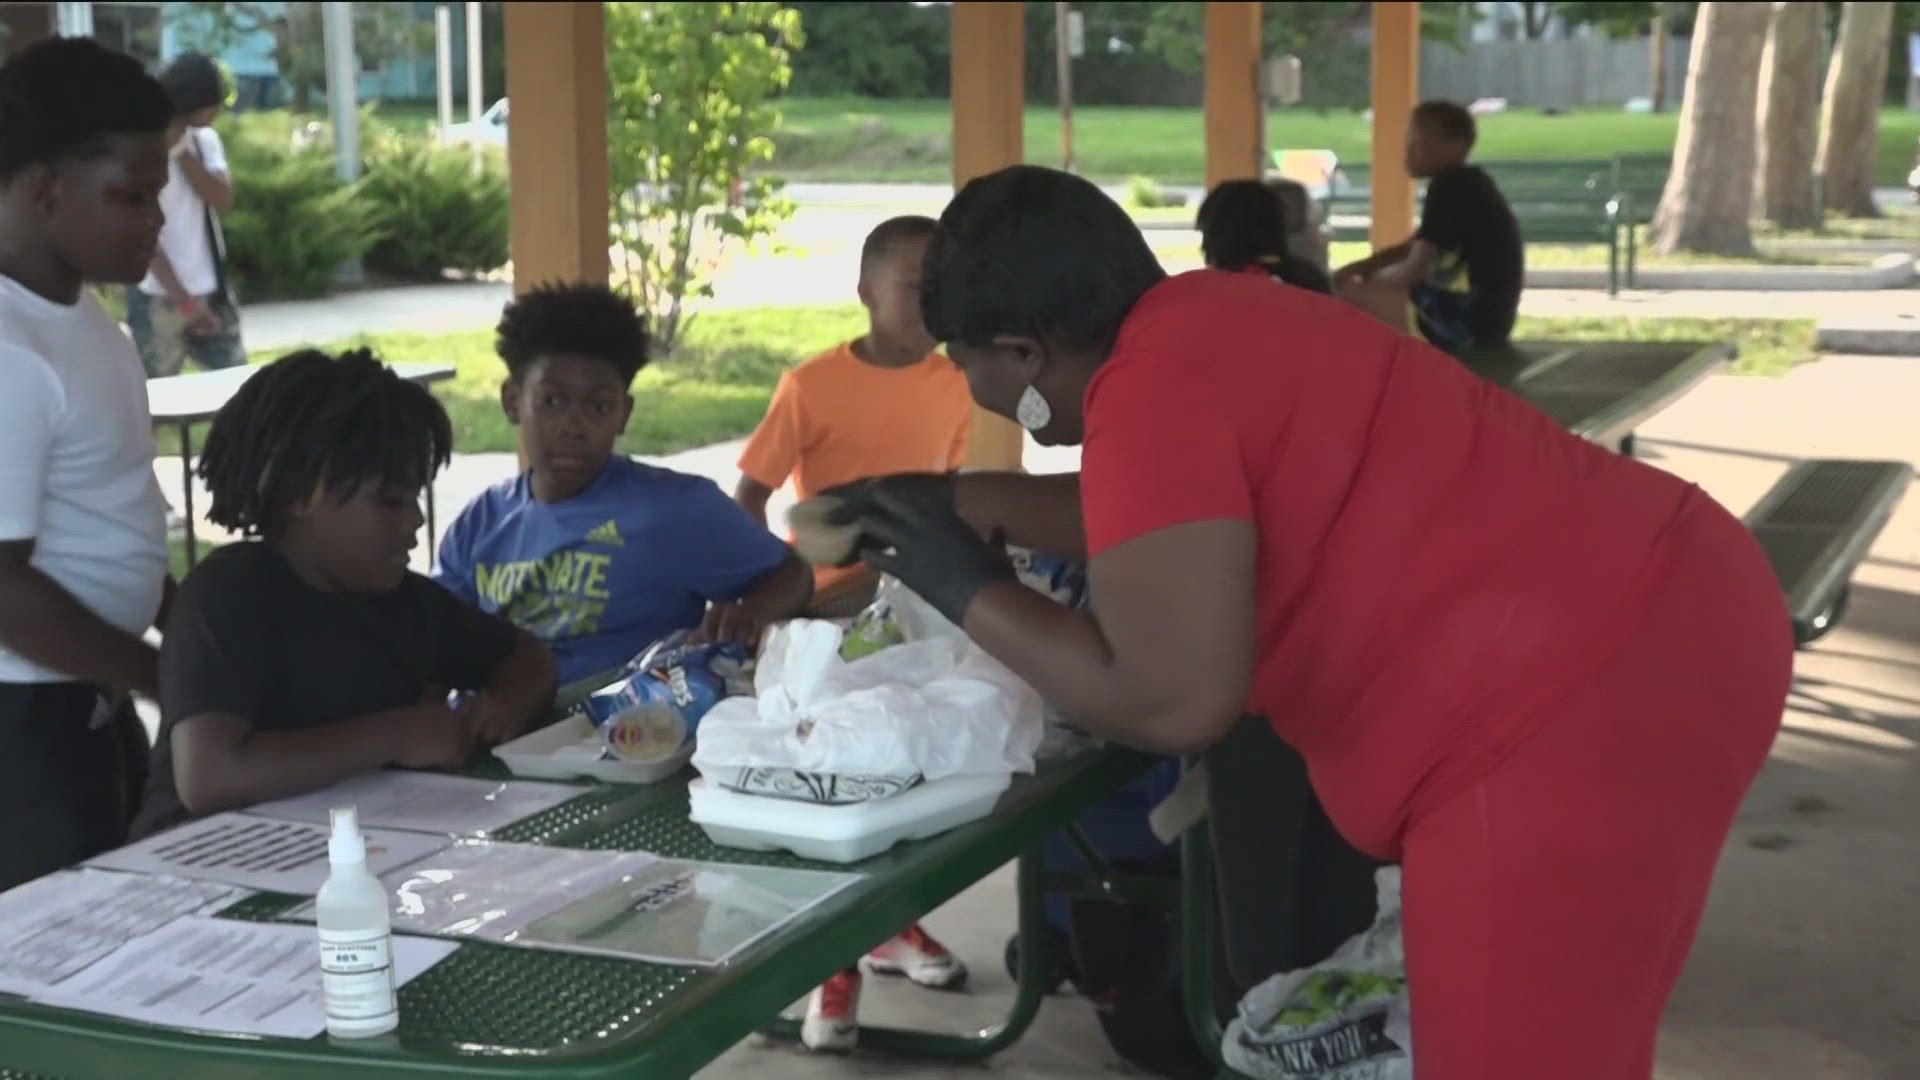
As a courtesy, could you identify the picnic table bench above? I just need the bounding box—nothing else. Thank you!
[148,361,457,569]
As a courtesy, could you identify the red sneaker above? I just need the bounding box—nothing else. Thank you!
[801,968,860,1052]
[862,922,969,990]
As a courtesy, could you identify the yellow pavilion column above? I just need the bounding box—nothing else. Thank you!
[950,1,1026,471]
[1203,2,1264,191]
[503,1,609,291]
[1369,1,1421,249]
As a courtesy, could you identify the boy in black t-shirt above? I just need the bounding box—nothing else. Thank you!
[1335,100,1524,352]
[132,349,558,838]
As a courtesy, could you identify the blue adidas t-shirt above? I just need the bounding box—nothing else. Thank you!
[435,457,790,685]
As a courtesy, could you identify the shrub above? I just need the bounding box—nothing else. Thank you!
[216,113,377,300]
[360,135,510,280]
[1125,174,1186,209]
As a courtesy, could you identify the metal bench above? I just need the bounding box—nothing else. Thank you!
[1744,459,1912,647]
[1458,340,1732,456]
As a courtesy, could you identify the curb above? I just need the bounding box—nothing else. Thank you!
[1528,254,1918,292]
[1816,318,1920,356]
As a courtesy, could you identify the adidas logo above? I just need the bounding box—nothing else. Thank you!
[585,520,623,547]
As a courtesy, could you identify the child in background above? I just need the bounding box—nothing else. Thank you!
[436,283,812,687]
[133,350,557,839]
[128,52,244,378]
[1334,100,1523,352]
[1196,178,1334,294]
[735,215,974,599]
[734,216,973,1052]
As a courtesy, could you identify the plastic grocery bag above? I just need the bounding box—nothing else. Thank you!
[691,617,1044,800]
[1221,868,1412,1080]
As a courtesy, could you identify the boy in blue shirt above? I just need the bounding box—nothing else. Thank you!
[437,283,812,686]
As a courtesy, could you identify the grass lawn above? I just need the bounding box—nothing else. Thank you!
[1514,315,1815,377]
[773,98,1920,186]
[155,306,1812,461]
[158,304,868,459]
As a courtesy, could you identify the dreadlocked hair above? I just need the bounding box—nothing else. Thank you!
[197,349,453,538]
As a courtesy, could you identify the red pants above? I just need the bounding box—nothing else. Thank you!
[1399,504,1791,1079]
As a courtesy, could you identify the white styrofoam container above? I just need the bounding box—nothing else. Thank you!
[492,713,692,785]
[687,772,1012,863]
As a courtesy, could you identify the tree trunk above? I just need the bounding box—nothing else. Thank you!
[1651,2,1772,255]
[1754,0,1825,228]
[1816,1,1896,218]
[1650,6,1669,112]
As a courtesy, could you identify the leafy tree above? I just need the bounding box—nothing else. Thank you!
[606,3,801,353]
[171,2,430,112]
[787,1,946,97]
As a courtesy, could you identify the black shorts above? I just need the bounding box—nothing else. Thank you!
[0,682,149,890]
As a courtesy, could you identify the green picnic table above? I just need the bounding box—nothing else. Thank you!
[0,729,1154,1079]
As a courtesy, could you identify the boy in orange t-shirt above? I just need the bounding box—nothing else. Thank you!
[735,215,973,599]
[733,216,973,1052]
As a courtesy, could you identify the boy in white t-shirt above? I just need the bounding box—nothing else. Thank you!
[125,52,244,378]
[0,39,176,889]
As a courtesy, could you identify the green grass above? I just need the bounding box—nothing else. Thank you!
[156,306,1812,464]
[158,305,868,459]
[1513,316,1816,377]
[770,98,1920,186]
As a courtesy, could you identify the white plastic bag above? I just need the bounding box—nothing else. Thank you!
[691,617,1043,797]
[1221,868,1412,1080]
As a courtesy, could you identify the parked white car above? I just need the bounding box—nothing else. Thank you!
[441,98,508,148]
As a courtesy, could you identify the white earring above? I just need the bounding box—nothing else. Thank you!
[1016,385,1053,432]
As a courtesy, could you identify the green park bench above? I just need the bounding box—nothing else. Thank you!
[1289,152,1656,293]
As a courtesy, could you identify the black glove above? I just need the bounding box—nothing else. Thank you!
[834,479,1014,626]
[816,473,959,568]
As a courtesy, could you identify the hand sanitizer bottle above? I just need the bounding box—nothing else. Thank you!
[317,806,398,1038]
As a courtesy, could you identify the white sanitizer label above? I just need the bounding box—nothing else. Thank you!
[318,929,397,1021]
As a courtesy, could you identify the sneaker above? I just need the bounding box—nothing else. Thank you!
[800,969,860,1053]
[862,922,969,990]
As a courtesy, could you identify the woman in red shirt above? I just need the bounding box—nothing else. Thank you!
[834,166,1792,1079]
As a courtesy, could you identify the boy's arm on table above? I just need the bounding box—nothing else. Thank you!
[702,549,813,645]
[470,628,558,745]
[0,541,161,698]
[171,695,483,816]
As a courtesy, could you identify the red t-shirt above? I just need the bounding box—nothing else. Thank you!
[1081,271,1704,858]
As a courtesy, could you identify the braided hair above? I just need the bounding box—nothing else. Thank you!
[198,349,453,538]
[0,37,173,183]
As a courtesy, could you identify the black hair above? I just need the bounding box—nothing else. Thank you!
[1412,100,1477,150]
[159,53,224,117]
[198,348,453,538]
[922,165,1166,353]
[0,37,174,183]
[1196,180,1294,272]
[495,281,651,384]
[859,215,937,278]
